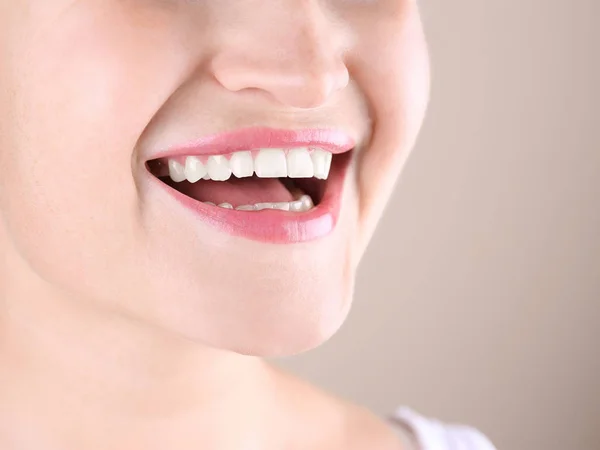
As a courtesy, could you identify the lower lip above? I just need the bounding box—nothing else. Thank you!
[147,156,350,244]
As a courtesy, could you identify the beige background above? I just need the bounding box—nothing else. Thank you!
[277,1,600,449]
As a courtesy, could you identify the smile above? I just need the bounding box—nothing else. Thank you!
[145,127,354,243]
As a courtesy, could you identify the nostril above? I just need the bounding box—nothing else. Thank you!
[279,60,348,109]
[211,55,255,93]
[329,59,351,92]
[299,64,350,108]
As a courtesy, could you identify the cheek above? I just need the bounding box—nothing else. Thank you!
[349,5,431,250]
[0,4,183,296]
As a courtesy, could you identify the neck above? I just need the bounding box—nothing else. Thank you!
[0,247,278,449]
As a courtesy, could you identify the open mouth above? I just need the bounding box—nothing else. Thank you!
[143,127,354,243]
[147,147,347,213]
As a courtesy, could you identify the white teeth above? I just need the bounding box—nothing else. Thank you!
[236,204,256,211]
[289,200,304,212]
[229,151,254,178]
[226,195,314,213]
[254,202,291,211]
[254,203,273,211]
[184,156,207,183]
[286,148,314,178]
[207,155,232,181]
[168,160,186,183]
[219,203,233,209]
[311,149,332,180]
[255,149,287,178]
[273,202,291,211]
[290,195,314,212]
[301,194,314,210]
[166,147,336,182]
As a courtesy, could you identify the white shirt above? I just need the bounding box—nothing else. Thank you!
[390,407,497,450]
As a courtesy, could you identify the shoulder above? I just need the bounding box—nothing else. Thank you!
[270,365,407,450]
[269,366,497,450]
[340,401,407,450]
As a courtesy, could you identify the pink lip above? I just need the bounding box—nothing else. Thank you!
[149,127,355,159]
[145,127,354,244]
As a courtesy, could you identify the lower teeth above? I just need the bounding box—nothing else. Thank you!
[204,195,315,212]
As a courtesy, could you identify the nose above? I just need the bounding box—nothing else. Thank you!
[210,2,350,109]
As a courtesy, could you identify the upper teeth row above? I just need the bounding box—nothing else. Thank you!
[168,148,333,183]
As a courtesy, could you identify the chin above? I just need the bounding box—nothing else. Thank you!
[142,257,356,358]
[125,163,361,357]
[220,288,354,358]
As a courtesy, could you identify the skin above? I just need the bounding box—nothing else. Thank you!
[0,0,430,449]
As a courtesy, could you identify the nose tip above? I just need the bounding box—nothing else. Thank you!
[212,53,350,109]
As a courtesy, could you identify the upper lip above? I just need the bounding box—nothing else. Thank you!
[145,127,356,161]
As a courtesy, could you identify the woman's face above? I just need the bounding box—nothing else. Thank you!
[0,0,429,356]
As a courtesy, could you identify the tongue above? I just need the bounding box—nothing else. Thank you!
[175,177,295,207]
